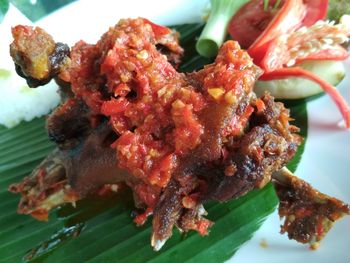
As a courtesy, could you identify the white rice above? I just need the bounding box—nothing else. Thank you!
[0,5,60,128]
[0,69,60,128]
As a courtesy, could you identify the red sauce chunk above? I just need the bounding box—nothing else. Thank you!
[67,19,203,192]
[67,18,259,218]
[101,20,203,188]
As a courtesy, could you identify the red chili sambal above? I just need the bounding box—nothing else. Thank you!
[67,18,259,221]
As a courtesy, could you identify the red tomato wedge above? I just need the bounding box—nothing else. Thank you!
[300,0,329,27]
[228,0,350,128]
[260,67,350,128]
[228,0,282,49]
[248,0,306,62]
[228,0,329,50]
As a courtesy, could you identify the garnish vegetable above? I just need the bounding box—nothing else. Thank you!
[196,0,249,57]
[197,0,350,128]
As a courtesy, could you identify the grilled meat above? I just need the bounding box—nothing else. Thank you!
[9,18,349,250]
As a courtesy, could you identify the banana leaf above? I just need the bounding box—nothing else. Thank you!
[0,23,307,263]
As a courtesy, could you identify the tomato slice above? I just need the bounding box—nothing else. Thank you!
[248,0,306,60]
[228,0,282,49]
[301,0,328,27]
[245,0,342,71]
[229,0,329,51]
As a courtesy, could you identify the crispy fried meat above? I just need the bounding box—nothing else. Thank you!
[10,25,70,87]
[9,18,349,250]
[273,168,350,249]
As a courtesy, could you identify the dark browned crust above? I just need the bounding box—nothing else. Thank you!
[10,26,70,88]
[274,169,350,248]
[8,20,348,251]
[46,98,92,148]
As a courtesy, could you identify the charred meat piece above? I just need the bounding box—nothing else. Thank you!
[9,18,349,251]
[9,122,132,220]
[273,168,350,249]
[8,149,78,221]
[10,25,70,87]
[46,98,93,149]
[151,41,263,245]
[204,93,300,202]
[62,122,135,196]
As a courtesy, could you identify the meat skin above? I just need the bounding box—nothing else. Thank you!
[9,18,349,250]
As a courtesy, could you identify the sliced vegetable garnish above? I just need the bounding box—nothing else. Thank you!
[260,67,350,127]
[229,0,350,127]
[228,0,281,49]
[285,20,350,66]
[248,0,306,61]
[254,60,346,99]
[196,0,249,57]
[253,18,350,127]
[299,0,328,27]
[229,0,329,50]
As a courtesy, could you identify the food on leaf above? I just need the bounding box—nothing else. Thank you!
[9,18,349,251]
[229,0,350,127]
[254,60,346,99]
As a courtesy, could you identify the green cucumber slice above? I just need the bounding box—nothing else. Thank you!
[254,60,346,99]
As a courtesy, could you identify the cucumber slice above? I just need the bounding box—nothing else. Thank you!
[254,60,346,99]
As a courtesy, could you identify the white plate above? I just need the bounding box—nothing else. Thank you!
[1,1,349,262]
